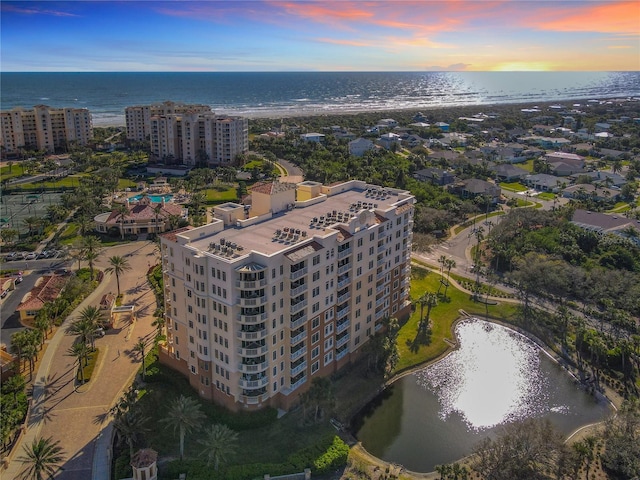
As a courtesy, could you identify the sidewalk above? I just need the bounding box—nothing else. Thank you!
[3,240,158,480]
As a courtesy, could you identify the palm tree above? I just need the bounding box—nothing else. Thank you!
[67,342,89,382]
[79,304,106,331]
[17,436,66,480]
[197,424,239,471]
[115,203,129,240]
[113,409,149,459]
[160,395,206,461]
[420,292,438,332]
[81,235,102,280]
[105,255,131,296]
[23,216,41,239]
[133,338,147,380]
[443,258,456,298]
[153,203,163,233]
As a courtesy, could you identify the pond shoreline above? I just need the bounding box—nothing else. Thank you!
[347,314,617,478]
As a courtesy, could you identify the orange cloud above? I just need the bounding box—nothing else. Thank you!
[527,1,640,34]
[315,38,374,47]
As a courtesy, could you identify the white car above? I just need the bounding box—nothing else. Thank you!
[25,253,37,260]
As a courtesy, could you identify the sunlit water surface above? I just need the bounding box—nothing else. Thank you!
[354,319,611,472]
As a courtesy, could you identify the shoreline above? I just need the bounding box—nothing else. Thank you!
[349,314,617,478]
[90,95,639,127]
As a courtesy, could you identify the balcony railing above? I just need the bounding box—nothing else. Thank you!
[375,322,383,332]
[238,312,269,324]
[290,298,308,314]
[290,360,307,376]
[289,267,308,281]
[290,330,306,345]
[237,295,267,307]
[376,283,386,294]
[375,309,387,321]
[337,276,350,289]
[290,284,307,297]
[237,329,267,341]
[336,292,350,304]
[291,345,307,361]
[377,243,386,253]
[289,375,307,391]
[236,278,268,289]
[336,333,350,348]
[337,263,351,275]
[239,376,269,389]
[337,306,350,320]
[376,296,386,308]
[377,270,387,281]
[238,345,269,357]
[239,360,269,373]
[290,314,308,330]
[337,247,352,259]
[336,347,349,361]
[336,319,350,334]
[240,393,270,405]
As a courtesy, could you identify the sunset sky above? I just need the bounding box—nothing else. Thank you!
[1,0,639,72]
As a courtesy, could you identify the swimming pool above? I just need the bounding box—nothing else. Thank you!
[130,194,173,203]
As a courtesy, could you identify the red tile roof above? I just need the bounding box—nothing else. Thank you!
[105,203,184,225]
[161,226,193,243]
[17,275,67,312]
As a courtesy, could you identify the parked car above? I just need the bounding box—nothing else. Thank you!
[0,290,7,299]
[94,328,105,337]
[5,252,18,260]
[25,253,37,260]
[15,276,23,284]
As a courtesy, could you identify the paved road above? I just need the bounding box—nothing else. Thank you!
[3,240,158,480]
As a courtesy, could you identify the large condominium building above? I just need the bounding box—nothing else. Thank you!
[149,112,248,167]
[160,180,414,411]
[0,105,93,155]
[125,101,211,142]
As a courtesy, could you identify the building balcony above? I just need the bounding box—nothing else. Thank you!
[336,319,350,334]
[291,345,307,362]
[337,247,352,259]
[336,346,349,361]
[240,392,270,405]
[337,276,350,289]
[237,328,267,341]
[377,243,386,253]
[376,296,387,308]
[238,345,269,357]
[236,278,268,289]
[290,314,308,330]
[336,291,350,304]
[377,270,387,281]
[239,376,269,389]
[290,284,307,297]
[289,375,307,391]
[290,360,307,376]
[238,312,269,324]
[336,306,350,320]
[376,283,386,294]
[237,295,267,307]
[291,330,306,345]
[289,267,308,281]
[336,333,350,348]
[290,298,308,314]
[239,360,269,373]
[337,263,351,275]
[375,321,384,332]
[375,309,387,321]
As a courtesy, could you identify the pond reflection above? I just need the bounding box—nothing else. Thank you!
[355,319,611,472]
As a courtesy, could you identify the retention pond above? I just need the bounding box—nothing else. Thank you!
[353,319,611,472]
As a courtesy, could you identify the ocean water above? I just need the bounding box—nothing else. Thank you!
[1,71,639,126]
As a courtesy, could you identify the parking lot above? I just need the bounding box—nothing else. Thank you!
[3,248,66,263]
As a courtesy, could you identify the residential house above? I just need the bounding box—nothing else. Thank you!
[521,136,572,149]
[435,122,450,132]
[378,118,398,128]
[594,122,611,133]
[300,133,325,143]
[571,209,640,246]
[378,132,401,150]
[524,173,565,192]
[451,179,501,204]
[94,196,188,236]
[348,137,375,157]
[403,134,426,149]
[562,184,620,202]
[16,275,68,322]
[494,164,528,182]
[413,167,456,186]
[569,171,627,188]
[438,132,468,147]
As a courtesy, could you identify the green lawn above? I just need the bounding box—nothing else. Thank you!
[518,159,535,173]
[58,223,80,245]
[118,178,137,189]
[0,165,23,181]
[395,264,519,372]
[500,182,528,192]
[203,186,237,204]
[536,192,556,201]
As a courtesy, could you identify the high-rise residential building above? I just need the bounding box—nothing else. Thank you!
[125,101,211,143]
[0,105,93,155]
[159,180,414,411]
[149,112,248,167]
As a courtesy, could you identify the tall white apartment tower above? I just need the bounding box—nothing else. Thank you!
[0,105,93,155]
[125,101,211,142]
[149,112,248,166]
[159,180,414,411]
